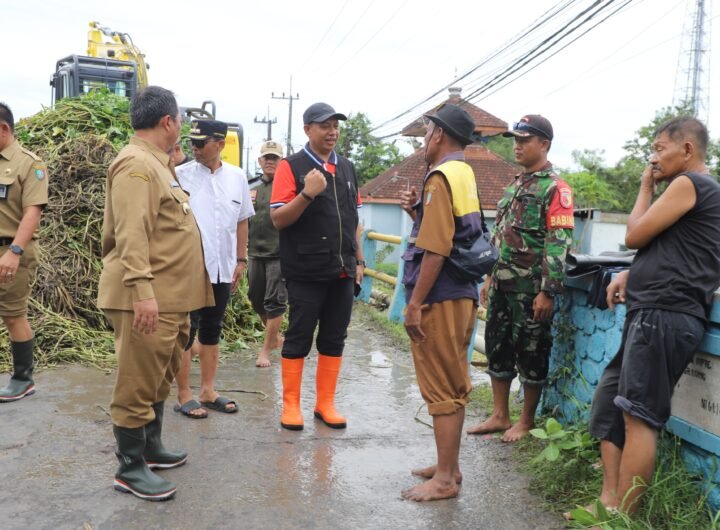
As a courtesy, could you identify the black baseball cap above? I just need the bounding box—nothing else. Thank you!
[189,119,228,140]
[503,115,553,141]
[303,102,347,125]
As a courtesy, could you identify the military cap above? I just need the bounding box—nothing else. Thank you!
[503,115,554,141]
[189,119,228,140]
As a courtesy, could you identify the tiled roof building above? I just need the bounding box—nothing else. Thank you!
[361,88,517,209]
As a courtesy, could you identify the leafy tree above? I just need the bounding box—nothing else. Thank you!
[337,113,404,185]
[561,150,620,211]
[621,101,695,164]
[567,102,718,213]
[484,134,515,164]
[608,101,697,212]
[563,170,619,210]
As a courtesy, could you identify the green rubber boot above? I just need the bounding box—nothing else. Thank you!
[144,401,188,469]
[113,425,176,501]
[0,338,35,403]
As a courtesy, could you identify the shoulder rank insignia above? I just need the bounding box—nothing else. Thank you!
[129,172,150,182]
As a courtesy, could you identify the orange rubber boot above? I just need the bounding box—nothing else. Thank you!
[281,357,305,430]
[314,354,347,429]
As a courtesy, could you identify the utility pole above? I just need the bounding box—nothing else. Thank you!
[272,77,300,155]
[673,0,712,123]
[254,107,277,141]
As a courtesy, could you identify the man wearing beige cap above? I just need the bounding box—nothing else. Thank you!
[248,140,287,368]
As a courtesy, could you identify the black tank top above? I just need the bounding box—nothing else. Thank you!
[626,172,720,320]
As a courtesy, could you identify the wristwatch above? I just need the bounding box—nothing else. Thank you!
[9,244,23,256]
[237,257,248,263]
[357,259,366,266]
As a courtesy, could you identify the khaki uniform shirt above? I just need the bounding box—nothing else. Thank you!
[0,139,49,238]
[97,136,213,312]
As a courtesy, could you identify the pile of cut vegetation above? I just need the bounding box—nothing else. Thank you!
[0,91,261,371]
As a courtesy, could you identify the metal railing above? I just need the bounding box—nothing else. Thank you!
[357,230,408,322]
[358,229,485,363]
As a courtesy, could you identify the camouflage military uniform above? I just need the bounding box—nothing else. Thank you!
[485,165,573,384]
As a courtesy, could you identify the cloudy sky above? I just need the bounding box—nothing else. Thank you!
[2,0,718,173]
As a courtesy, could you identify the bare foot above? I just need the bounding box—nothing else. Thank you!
[198,391,238,413]
[501,421,533,443]
[255,353,272,368]
[272,334,284,351]
[411,465,462,484]
[401,477,459,502]
[466,416,512,435]
[176,390,207,418]
[563,502,618,521]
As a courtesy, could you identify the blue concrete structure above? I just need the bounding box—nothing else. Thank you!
[359,211,720,509]
[543,276,720,511]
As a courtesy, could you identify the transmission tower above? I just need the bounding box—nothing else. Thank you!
[673,0,712,123]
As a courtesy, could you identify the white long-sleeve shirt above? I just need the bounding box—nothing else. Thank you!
[176,160,254,283]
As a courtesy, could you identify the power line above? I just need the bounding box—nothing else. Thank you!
[484,0,637,101]
[461,0,616,103]
[332,0,410,74]
[323,1,377,62]
[471,0,635,104]
[375,0,635,139]
[369,0,578,134]
[542,0,680,98]
[295,0,351,74]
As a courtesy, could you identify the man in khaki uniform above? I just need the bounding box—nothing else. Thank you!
[0,103,48,403]
[97,86,213,502]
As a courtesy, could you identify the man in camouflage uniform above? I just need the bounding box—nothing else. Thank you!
[467,115,573,442]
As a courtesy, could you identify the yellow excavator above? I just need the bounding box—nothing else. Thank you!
[51,22,243,167]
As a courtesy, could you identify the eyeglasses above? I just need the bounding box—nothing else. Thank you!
[512,122,550,139]
[190,138,218,148]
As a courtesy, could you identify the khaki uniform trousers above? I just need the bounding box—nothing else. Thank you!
[410,298,477,416]
[106,310,189,428]
[0,241,38,317]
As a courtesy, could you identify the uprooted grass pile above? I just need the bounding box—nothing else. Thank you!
[0,91,262,372]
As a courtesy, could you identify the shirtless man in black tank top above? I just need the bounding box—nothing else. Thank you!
[585,117,720,516]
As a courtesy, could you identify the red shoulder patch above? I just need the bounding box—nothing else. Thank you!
[546,180,574,229]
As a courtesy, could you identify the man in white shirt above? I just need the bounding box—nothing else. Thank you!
[174,119,254,418]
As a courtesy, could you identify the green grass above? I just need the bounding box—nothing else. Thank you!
[515,428,718,529]
[468,388,719,529]
[374,262,398,277]
[353,301,409,349]
[466,383,522,423]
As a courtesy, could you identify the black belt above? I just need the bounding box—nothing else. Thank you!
[0,238,12,246]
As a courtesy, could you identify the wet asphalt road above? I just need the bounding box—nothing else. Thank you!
[0,309,562,530]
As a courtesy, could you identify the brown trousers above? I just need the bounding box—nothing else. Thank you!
[106,310,189,428]
[410,298,477,416]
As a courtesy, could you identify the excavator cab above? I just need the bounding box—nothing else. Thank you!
[51,22,147,103]
[51,55,138,102]
[182,101,244,169]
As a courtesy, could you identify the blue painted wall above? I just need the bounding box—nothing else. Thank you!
[543,276,720,511]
